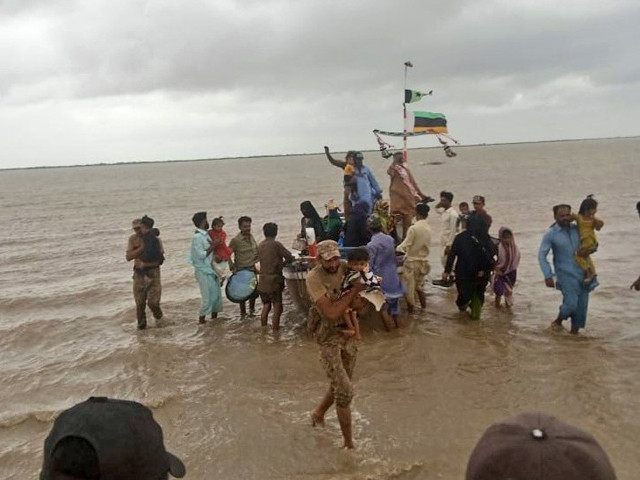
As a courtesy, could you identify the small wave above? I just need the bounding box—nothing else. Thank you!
[0,410,58,429]
[0,394,178,431]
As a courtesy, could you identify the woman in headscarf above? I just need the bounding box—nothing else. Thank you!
[322,199,343,242]
[299,201,327,246]
[442,215,496,320]
[492,227,521,308]
[373,199,394,234]
[367,215,405,330]
[343,201,371,247]
[387,151,430,240]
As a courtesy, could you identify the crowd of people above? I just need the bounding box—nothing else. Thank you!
[122,148,639,455]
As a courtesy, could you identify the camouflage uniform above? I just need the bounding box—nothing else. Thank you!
[127,231,163,328]
[133,267,163,328]
[306,261,357,408]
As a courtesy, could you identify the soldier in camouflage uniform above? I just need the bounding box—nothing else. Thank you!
[306,240,366,449]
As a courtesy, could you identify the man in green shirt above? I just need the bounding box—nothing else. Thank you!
[229,216,259,316]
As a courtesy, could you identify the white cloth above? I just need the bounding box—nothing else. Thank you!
[438,206,459,267]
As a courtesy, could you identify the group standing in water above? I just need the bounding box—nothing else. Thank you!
[122,147,640,452]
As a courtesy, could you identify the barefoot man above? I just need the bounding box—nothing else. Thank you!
[538,204,598,334]
[307,240,366,449]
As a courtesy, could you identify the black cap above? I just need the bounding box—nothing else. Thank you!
[40,397,186,480]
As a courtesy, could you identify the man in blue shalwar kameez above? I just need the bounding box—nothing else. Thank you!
[538,204,598,334]
[189,211,223,324]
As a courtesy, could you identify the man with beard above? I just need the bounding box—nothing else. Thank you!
[538,204,598,334]
[307,240,366,449]
[229,216,259,316]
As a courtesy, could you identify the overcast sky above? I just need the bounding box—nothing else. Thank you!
[1,0,639,169]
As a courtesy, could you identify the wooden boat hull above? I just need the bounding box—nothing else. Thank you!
[283,265,392,330]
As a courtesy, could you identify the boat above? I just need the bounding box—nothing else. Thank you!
[283,250,405,331]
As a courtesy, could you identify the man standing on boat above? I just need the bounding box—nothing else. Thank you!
[538,204,598,334]
[307,240,366,449]
[324,146,383,216]
[387,151,431,240]
[229,216,259,316]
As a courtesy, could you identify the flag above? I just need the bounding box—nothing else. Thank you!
[404,89,432,104]
[412,111,448,134]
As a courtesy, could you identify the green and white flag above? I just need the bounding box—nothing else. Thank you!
[404,89,432,103]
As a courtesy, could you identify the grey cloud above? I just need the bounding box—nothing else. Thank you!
[3,0,639,104]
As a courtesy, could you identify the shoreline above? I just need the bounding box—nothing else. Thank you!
[1,135,637,172]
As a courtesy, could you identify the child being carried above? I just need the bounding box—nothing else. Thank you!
[208,216,233,283]
[572,195,604,286]
[339,248,386,340]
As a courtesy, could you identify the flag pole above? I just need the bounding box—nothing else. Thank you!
[403,61,413,162]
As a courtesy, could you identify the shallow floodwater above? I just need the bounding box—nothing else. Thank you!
[1,138,639,479]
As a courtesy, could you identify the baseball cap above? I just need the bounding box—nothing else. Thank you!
[40,397,186,480]
[316,240,340,260]
[466,412,616,480]
[472,195,485,204]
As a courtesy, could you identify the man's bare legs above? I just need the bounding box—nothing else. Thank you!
[380,309,396,331]
[260,301,283,330]
[311,387,333,427]
[260,302,271,326]
[416,289,426,309]
[310,388,354,449]
[336,405,354,449]
[272,302,283,330]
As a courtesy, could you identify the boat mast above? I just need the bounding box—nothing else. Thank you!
[403,60,412,162]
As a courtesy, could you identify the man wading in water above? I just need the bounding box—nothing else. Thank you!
[306,240,366,449]
[229,216,259,316]
[125,216,164,329]
[538,204,598,334]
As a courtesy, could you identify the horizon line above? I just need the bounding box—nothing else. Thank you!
[1,135,638,172]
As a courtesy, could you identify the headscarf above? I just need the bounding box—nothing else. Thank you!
[496,227,520,274]
[300,201,326,241]
[373,199,393,234]
[322,204,343,242]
